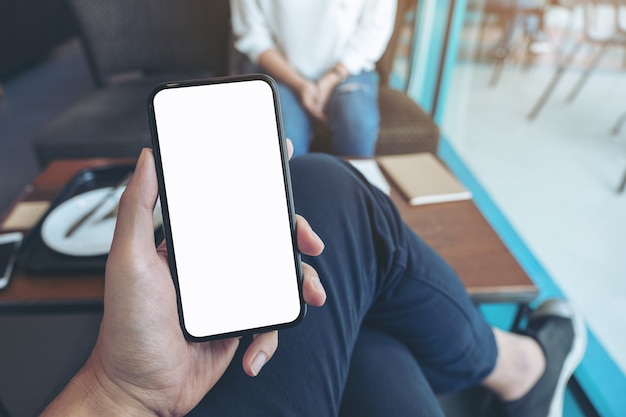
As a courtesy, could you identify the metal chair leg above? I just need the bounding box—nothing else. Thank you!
[489,57,506,86]
[527,41,583,120]
[611,111,626,136]
[476,14,491,62]
[566,45,607,102]
[511,302,532,331]
[618,166,626,193]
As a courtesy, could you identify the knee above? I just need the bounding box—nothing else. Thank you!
[331,104,379,136]
[289,154,363,200]
[327,82,380,156]
[331,118,379,156]
[290,153,346,183]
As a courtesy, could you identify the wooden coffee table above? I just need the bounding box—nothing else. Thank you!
[0,158,537,314]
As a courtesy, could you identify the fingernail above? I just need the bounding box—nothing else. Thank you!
[135,148,148,172]
[312,230,325,248]
[313,275,326,298]
[251,352,267,376]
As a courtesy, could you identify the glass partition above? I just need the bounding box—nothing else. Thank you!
[407,1,626,414]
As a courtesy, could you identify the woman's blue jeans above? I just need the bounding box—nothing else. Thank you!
[189,154,497,416]
[277,71,380,157]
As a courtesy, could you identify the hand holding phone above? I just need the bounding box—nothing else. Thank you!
[148,75,304,341]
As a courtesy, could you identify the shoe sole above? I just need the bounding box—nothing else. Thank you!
[532,299,588,417]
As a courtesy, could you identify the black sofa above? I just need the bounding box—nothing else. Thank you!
[31,0,439,167]
[0,0,75,81]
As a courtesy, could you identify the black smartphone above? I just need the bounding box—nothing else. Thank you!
[148,75,304,341]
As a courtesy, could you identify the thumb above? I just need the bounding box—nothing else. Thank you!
[109,148,159,260]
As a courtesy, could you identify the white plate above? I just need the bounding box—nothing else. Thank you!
[41,187,162,257]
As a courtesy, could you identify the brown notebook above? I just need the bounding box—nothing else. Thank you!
[377,153,471,205]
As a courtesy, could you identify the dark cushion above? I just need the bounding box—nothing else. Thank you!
[33,72,213,166]
[375,86,440,155]
[0,0,75,79]
[311,86,440,156]
[67,0,230,85]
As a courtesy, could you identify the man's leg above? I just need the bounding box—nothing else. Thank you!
[293,155,586,417]
[339,327,445,417]
[188,154,498,416]
[487,300,587,417]
[326,71,380,157]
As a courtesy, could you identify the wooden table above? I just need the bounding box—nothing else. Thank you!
[389,187,537,304]
[0,158,537,314]
[0,159,133,312]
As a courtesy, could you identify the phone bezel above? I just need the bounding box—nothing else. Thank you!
[147,74,305,342]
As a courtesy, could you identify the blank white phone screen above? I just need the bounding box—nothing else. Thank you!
[152,79,302,339]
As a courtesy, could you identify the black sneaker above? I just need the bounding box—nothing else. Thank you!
[496,299,587,417]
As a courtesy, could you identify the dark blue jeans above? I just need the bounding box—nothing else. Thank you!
[189,154,497,416]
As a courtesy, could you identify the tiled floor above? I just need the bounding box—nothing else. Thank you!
[443,3,626,390]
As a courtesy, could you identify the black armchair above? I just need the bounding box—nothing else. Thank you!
[34,0,439,167]
[33,0,231,167]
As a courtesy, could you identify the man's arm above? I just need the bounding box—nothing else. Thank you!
[40,147,326,416]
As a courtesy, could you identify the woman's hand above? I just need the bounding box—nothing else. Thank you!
[315,64,348,120]
[42,146,325,416]
[297,80,325,121]
[315,73,339,116]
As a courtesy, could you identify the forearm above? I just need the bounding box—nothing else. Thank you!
[258,49,311,93]
[320,62,349,85]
